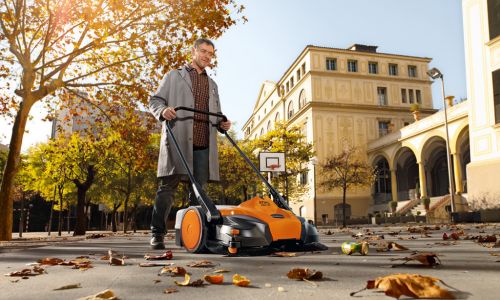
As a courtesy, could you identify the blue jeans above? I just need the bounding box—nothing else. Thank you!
[150,148,209,235]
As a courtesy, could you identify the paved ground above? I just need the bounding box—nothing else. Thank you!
[1,224,499,300]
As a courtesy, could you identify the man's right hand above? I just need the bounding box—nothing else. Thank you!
[162,107,176,121]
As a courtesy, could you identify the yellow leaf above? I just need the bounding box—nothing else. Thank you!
[232,274,250,287]
[366,274,455,299]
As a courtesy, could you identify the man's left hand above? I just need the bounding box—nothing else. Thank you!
[219,120,231,131]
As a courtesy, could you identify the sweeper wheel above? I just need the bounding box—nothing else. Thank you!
[180,207,207,253]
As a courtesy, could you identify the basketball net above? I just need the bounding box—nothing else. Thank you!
[269,164,280,178]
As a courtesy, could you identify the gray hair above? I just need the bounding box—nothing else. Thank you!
[194,38,215,49]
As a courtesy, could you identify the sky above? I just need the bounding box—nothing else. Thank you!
[0,0,467,152]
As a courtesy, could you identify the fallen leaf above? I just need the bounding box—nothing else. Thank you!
[108,250,125,266]
[5,266,45,277]
[287,268,323,281]
[351,273,455,299]
[391,252,441,267]
[153,279,161,284]
[213,269,230,273]
[271,252,297,257]
[325,230,333,235]
[388,242,409,251]
[159,266,187,276]
[76,289,117,300]
[164,288,178,294]
[53,283,82,290]
[144,250,173,260]
[203,274,224,284]
[187,260,215,268]
[478,235,497,243]
[86,233,106,239]
[443,233,449,240]
[38,257,64,265]
[233,274,250,287]
[278,286,286,292]
[139,262,174,267]
[174,274,204,287]
[450,233,460,240]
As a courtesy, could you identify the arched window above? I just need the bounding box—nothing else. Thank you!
[287,101,294,119]
[260,128,264,136]
[298,89,306,109]
[275,112,280,122]
[267,120,272,132]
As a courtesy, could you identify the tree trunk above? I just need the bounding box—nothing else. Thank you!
[72,165,95,236]
[58,188,64,236]
[0,100,33,241]
[342,184,347,228]
[131,203,138,233]
[123,196,129,233]
[66,199,71,234]
[47,200,54,236]
[111,208,117,232]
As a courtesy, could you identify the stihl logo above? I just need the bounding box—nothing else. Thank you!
[259,201,270,206]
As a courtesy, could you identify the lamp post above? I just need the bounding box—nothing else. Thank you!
[311,157,318,225]
[426,67,456,214]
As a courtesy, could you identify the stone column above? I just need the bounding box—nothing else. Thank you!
[390,169,398,202]
[452,152,463,194]
[418,161,428,198]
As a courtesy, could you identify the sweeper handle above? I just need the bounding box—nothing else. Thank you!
[171,107,292,212]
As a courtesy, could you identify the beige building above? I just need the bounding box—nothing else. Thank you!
[242,44,437,225]
[462,0,500,208]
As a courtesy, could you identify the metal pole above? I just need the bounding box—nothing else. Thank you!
[313,162,317,225]
[440,76,456,214]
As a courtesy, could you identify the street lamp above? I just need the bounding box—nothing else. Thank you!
[310,157,318,225]
[426,67,456,214]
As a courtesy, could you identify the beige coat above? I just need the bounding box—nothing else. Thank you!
[149,66,223,181]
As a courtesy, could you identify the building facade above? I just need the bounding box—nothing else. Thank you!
[462,0,500,209]
[242,44,437,225]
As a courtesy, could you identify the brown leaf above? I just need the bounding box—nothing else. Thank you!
[187,260,215,268]
[478,235,497,243]
[174,274,204,287]
[271,252,297,257]
[159,266,187,276]
[164,288,178,294]
[388,242,409,251]
[53,283,82,290]
[139,262,174,267]
[354,273,455,299]
[38,257,64,265]
[4,267,46,277]
[287,268,323,281]
[213,269,230,273]
[109,256,125,266]
[391,252,441,267]
[76,289,117,300]
[144,250,173,260]
[233,274,251,287]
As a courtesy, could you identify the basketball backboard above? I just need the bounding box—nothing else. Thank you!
[259,152,285,172]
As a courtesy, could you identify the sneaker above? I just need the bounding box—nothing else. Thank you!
[150,234,165,250]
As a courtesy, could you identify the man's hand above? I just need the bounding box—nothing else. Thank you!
[219,120,231,131]
[161,107,176,121]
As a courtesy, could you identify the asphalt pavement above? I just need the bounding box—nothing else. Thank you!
[1,224,499,300]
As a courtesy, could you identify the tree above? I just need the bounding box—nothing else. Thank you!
[251,121,314,203]
[0,0,245,240]
[319,144,375,228]
[0,147,7,179]
[207,132,260,204]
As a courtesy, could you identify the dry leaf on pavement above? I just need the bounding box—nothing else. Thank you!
[174,274,204,287]
[108,250,125,266]
[271,252,297,257]
[391,252,441,267]
[164,288,178,294]
[187,260,215,268]
[4,266,46,277]
[350,273,455,299]
[53,283,82,290]
[38,257,64,265]
[139,262,174,267]
[159,266,187,276]
[77,289,117,300]
[203,274,224,284]
[287,268,323,281]
[233,274,251,287]
[144,250,173,260]
[213,269,230,273]
[478,235,497,243]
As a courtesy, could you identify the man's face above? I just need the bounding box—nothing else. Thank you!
[191,43,215,70]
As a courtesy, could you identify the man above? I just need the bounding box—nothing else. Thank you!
[148,38,231,250]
